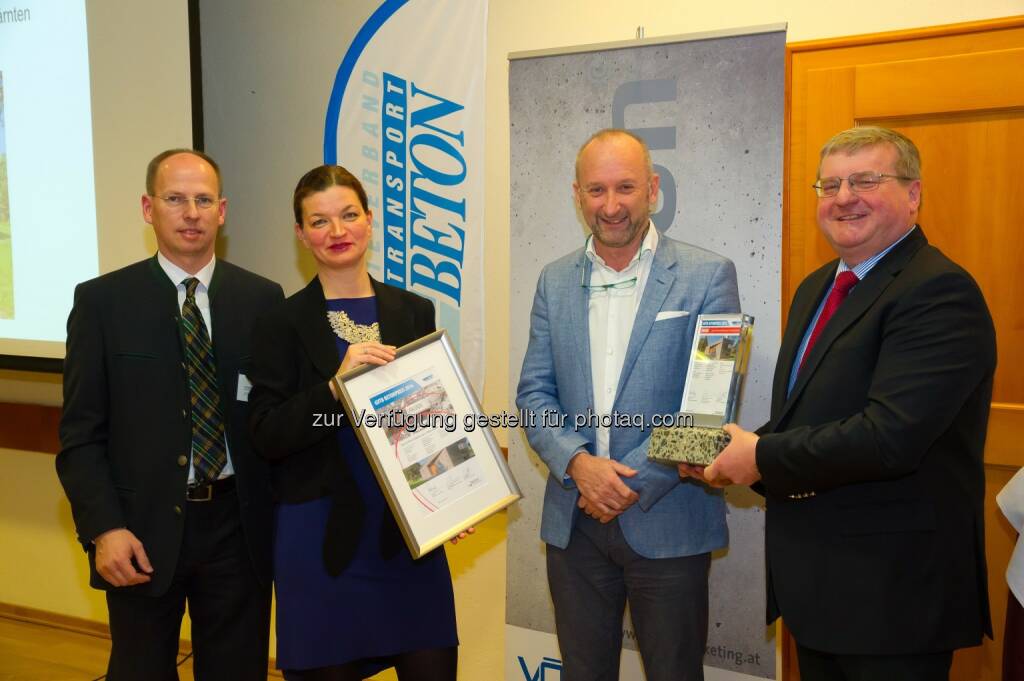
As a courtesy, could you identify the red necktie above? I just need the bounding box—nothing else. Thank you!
[799,270,859,372]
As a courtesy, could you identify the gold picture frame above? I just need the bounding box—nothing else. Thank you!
[337,330,521,558]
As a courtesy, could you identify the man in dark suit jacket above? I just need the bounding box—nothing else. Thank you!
[698,127,995,680]
[57,149,284,680]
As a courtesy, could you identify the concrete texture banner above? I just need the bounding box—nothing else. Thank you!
[506,26,786,680]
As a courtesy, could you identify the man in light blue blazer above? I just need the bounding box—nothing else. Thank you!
[517,129,740,681]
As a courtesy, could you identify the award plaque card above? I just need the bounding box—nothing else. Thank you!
[648,313,754,465]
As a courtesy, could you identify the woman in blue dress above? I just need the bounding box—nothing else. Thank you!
[248,165,460,680]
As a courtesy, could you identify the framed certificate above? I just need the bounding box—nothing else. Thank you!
[336,330,521,558]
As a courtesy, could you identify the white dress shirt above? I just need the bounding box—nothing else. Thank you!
[157,252,234,482]
[998,467,1024,605]
[585,223,658,458]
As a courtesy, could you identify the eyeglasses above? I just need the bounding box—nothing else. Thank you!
[154,194,220,211]
[581,267,637,292]
[812,172,916,198]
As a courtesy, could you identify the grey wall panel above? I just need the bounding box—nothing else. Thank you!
[200,0,379,294]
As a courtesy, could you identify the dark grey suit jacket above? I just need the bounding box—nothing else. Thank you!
[756,227,994,654]
[57,256,284,595]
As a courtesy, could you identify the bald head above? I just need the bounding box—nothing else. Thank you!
[572,129,660,269]
[575,129,654,183]
[146,149,223,197]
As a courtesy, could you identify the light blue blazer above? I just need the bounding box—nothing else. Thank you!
[516,231,740,558]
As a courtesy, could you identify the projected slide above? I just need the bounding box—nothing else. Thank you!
[0,72,10,318]
[0,1,97,352]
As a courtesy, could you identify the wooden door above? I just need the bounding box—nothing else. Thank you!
[785,16,1024,681]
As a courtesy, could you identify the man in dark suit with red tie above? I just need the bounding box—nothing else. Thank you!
[694,126,995,680]
[57,149,283,680]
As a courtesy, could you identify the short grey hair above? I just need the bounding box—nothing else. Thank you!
[817,126,921,181]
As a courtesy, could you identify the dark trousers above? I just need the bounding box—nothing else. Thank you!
[106,487,272,681]
[546,514,710,681]
[796,643,952,681]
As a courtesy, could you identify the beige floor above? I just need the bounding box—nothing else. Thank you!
[0,617,119,680]
[0,512,507,681]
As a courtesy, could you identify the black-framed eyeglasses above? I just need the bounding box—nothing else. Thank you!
[154,194,220,210]
[812,171,917,198]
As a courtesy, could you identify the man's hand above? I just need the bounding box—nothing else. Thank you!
[704,424,761,487]
[567,451,639,517]
[677,463,707,481]
[578,495,619,523]
[93,528,153,587]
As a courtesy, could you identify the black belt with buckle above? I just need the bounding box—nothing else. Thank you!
[186,475,235,502]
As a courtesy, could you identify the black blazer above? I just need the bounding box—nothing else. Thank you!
[755,227,995,654]
[57,257,284,595]
[248,275,435,574]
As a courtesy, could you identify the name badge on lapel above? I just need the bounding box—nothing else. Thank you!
[237,373,253,402]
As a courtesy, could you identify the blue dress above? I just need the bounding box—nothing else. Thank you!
[274,297,458,673]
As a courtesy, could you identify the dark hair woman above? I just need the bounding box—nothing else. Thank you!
[248,165,461,681]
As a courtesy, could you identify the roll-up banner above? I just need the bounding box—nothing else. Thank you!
[326,0,487,389]
[507,25,786,680]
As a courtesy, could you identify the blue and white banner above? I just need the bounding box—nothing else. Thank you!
[323,0,486,390]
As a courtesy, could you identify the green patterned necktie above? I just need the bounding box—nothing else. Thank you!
[181,277,227,484]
